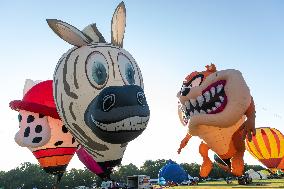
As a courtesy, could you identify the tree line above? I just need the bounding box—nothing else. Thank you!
[0,160,264,189]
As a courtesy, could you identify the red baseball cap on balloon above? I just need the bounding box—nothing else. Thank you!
[9,80,60,119]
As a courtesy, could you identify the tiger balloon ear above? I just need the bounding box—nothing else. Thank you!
[205,63,217,73]
[47,19,91,47]
[111,1,126,48]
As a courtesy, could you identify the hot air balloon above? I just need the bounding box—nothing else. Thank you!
[177,63,256,177]
[47,2,150,179]
[246,127,284,173]
[9,79,78,186]
[76,145,115,179]
[158,160,188,184]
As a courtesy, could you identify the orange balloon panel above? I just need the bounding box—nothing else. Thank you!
[33,147,76,174]
[246,127,284,170]
[279,158,284,170]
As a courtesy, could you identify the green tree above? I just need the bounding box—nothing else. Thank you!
[208,163,232,179]
[244,163,265,172]
[180,163,200,177]
[140,159,167,178]
[112,163,140,183]
[0,162,54,189]
[59,168,98,188]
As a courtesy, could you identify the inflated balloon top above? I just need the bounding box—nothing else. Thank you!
[158,160,188,184]
[9,80,78,183]
[246,127,284,173]
[178,64,251,136]
[47,2,150,179]
[10,79,59,120]
[177,64,256,177]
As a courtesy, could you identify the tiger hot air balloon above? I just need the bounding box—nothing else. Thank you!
[246,127,284,173]
[9,79,78,185]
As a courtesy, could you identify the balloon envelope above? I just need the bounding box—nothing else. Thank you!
[76,146,104,175]
[158,160,188,184]
[246,127,284,172]
[10,80,78,179]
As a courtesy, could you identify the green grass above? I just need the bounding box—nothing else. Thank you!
[160,179,284,189]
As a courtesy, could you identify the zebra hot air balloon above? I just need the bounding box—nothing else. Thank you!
[47,2,150,179]
[246,127,284,173]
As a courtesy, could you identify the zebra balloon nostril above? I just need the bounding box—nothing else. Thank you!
[137,91,146,106]
[102,94,116,112]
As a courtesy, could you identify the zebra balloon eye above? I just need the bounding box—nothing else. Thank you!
[86,52,109,89]
[118,54,136,85]
[92,61,107,85]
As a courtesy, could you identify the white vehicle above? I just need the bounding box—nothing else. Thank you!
[74,186,89,189]
[180,180,192,186]
[100,181,116,189]
[193,177,199,182]
[127,175,150,189]
[149,179,159,185]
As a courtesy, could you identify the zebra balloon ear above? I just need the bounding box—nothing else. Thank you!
[111,1,126,48]
[82,23,106,43]
[47,19,91,47]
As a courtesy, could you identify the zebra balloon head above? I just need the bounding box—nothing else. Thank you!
[47,2,150,149]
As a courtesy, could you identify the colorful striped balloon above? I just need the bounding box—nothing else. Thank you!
[246,127,284,172]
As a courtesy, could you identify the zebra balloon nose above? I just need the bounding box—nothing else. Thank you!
[92,85,148,110]
[102,94,116,112]
[137,91,146,106]
[84,85,150,144]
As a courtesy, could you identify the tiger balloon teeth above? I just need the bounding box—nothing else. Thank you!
[182,80,227,119]
[91,115,149,132]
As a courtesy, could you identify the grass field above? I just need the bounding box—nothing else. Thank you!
[154,179,284,189]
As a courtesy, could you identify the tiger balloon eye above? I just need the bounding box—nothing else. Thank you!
[48,2,150,179]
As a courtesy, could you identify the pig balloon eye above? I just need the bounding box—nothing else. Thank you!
[18,114,22,122]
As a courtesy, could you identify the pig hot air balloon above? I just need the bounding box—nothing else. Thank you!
[246,127,284,173]
[9,79,78,185]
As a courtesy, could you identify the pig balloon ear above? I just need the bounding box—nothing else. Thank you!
[23,79,42,96]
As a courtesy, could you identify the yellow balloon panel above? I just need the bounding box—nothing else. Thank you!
[246,127,284,169]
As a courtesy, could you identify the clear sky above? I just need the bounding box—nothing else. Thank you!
[0,0,284,172]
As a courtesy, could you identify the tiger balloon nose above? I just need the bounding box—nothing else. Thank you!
[48,1,150,162]
[85,85,149,144]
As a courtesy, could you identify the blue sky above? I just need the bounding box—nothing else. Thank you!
[0,0,284,172]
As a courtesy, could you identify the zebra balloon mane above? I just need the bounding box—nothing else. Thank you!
[47,2,150,166]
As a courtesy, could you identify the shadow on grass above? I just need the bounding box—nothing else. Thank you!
[199,183,238,187]
[232,181,282,188]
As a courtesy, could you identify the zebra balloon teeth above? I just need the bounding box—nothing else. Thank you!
[48,2,150,177]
